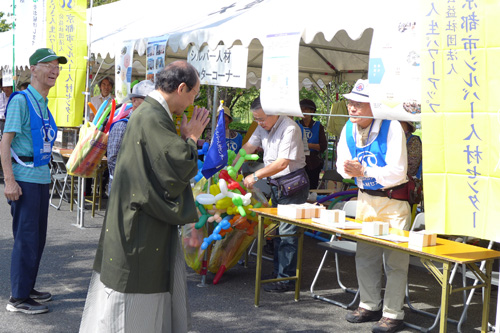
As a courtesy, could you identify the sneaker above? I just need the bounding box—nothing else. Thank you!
[6,297,49,314]
[263,281,295,293]
[372,317,405,333]
[29,289,52,303]
[346,307,383,323]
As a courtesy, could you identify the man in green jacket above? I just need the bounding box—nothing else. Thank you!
[79,61,209,333]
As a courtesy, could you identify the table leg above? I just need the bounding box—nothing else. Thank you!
[97,167,103,211]
[481,259,493,333]
[91,174,97,217]
[295,227,304,302]
[254,215,264,307]
[439,261,451,333]
[70,175,75,211]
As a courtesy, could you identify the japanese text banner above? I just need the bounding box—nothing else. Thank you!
[46,0,87,127]
[422,0,500,241]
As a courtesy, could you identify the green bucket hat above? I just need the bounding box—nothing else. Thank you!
[29,48,68,66]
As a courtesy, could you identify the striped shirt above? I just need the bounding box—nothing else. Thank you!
[3,85,51,184]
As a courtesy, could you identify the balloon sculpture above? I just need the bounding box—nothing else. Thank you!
[183,148,269,284]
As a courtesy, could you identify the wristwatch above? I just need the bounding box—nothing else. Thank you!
[253,172,259,182]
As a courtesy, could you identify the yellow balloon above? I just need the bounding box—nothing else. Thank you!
[209,184,221,196]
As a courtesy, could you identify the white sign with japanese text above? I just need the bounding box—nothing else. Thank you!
[2,66,13,87]
[187,45,248,88]
[15,0,47,66]
[260,32,302,117]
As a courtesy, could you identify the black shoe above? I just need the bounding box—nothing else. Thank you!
[372,317,405,333]
[263,281,295,293]
[346,307,383,323]
[6,297,49,314]
[29,289,52,303]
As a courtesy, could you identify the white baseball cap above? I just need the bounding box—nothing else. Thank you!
[126,80,155,100]
[343,79,370,103]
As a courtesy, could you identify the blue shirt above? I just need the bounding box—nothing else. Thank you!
[4,85,51,184]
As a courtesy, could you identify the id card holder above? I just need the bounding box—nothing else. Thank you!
[43,141,51,153]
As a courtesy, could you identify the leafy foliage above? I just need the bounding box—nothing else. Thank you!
[193,82,354,135]
[0,12,13,32]
[87,0,120,8]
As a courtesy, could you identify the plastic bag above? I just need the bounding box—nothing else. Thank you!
[181,223,208,274]
[66,122,108,177]
[208,228,255,274]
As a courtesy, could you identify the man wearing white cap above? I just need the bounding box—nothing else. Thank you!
[107,80,155,193]
[336,79,410,333]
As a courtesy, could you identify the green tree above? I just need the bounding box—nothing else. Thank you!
[87,0,120,8]
[0,12,12,32]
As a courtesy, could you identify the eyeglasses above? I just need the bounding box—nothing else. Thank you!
[192,87,200,99]
[186,83,200,99]
[254,116,267,124]
[37,63,60,72]
[346,100,366,109]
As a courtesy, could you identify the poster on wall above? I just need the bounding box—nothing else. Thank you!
[421,0,500,241]
[260,32,302,117]
[187,44,248,88]
[46,0,87,127]
[115,41,135,103]
[146,35,168,84]
[368,1,422,122]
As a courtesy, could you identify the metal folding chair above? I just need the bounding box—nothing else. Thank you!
[49,151,71,209]
[310,200,360,309]
[405,212,463,332]
[457,240,498,332]
[317,168,345,190]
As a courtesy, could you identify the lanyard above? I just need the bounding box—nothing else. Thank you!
[354,120,374,163]
[27,89,50,142]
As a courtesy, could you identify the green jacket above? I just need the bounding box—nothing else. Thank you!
[93,96,199,293]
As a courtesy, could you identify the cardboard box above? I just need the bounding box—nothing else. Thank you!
[316,209,346,225]
[277,203,325,219]
[409,230,437,248]
[54,128,79,149]
[362,221,389,236]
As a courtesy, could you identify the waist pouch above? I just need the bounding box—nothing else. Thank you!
[268,168,309,197]
[360,182,409,202]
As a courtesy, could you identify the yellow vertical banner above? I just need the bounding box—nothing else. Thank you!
[422,0,500,240]
[46,0,87,127]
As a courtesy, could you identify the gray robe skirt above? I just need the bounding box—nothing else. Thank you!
[79,234,190,333]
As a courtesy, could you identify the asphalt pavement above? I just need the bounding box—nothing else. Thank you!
[0,185,496,333]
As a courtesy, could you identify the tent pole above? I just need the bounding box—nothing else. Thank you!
[76,0,95,228]
[197,85,219,288]
[11,0,15,92]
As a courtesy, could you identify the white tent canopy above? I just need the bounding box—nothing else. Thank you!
[2,0,408,88]
[88,0,388,87]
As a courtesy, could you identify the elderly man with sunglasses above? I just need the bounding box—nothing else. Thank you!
[336,79,411,333]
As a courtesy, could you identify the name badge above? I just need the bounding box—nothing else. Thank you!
[43,142,51,153]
